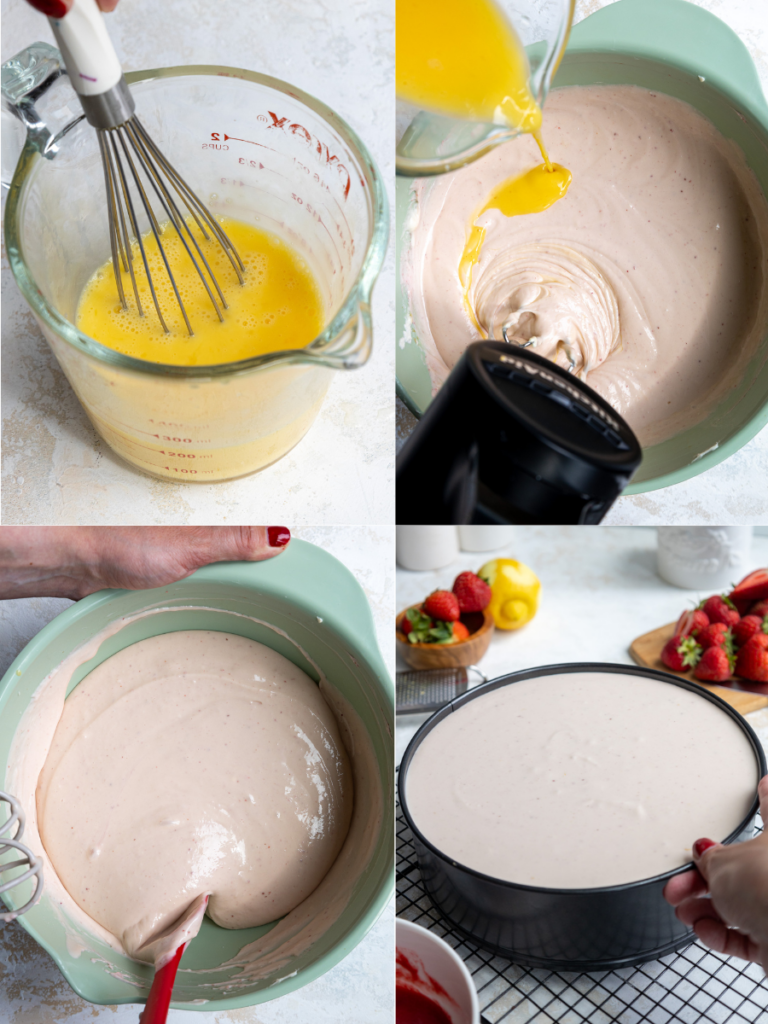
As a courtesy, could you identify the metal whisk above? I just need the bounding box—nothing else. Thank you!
[43,0,245,336]
[0,790,43,924]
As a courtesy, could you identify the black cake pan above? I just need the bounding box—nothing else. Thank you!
[398,663,766,971]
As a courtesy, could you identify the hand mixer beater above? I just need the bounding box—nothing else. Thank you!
[1,790,43,923]
[32,0,245,335]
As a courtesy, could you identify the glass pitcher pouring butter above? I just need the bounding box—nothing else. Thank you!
[396,0,575,176]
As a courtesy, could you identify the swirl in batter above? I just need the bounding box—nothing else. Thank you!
[36,631,352,959]
[404,85,768,446]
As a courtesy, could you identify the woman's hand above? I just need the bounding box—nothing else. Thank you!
[25,0,119,17]
[0,527,290,600]
[663,775,768,968]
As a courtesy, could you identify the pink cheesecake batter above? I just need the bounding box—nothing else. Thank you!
[405,672,759,888]
[404,85,768,446]
[36,630,352,959]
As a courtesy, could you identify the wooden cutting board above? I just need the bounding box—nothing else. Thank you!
[630,621,768,715]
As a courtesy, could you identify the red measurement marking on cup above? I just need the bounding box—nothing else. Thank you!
[220,114,353,201]
[159,450,214,460]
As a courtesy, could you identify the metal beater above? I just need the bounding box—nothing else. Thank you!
[0,791,43,923]
[42,0,245,335]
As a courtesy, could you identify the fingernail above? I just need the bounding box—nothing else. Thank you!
[693,838,717,858]
[268,527,290,548]
[27,0,69,17]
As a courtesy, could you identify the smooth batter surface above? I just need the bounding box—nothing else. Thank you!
[36,631,352,958]
[76,217,324,366]
[405,85,768,446]
[405,672,758,888]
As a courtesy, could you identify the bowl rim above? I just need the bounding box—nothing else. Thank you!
[4,61,388,378]
[395,0,768,495]
[399,661,766,896]
[396,917,480,1024]
[0,541,394,1011]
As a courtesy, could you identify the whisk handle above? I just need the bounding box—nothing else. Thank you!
[139,943,185,1024]
[46,0,122,96]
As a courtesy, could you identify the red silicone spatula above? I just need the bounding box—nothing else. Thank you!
[138,892,210,1024]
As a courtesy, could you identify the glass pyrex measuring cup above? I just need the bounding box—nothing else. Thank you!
[2,43,388,483]
[396,0,574,175]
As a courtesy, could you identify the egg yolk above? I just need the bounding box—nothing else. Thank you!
[76,217,324,366]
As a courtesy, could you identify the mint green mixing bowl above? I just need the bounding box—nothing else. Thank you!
[0,539,393,1009]
[396,0,768,493]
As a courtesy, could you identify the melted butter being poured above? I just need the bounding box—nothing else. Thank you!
[397,0,542,136]
[397,0,573,339]
[459,161,572,298]
[76,217,324,366]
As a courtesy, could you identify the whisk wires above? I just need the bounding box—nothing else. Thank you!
[0,790,43,922]
[98,115,246,337]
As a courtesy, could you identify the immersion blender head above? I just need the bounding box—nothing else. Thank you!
[397,341,642,524]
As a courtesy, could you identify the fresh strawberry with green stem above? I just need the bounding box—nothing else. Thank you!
[452,571,491,613]
[733,615,768,648]
[661,634,701,672]
[423,590,460,622]
[701,594,740,628]
[735,633,768,682]
[696,622,730,651]
[694,645,734,682]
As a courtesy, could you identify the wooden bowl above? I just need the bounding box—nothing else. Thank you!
[396,607,495,669]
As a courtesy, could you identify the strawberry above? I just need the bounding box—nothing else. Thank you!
[672,609,697,637]
[735,634,768,682]
[696,622,729,650]
[452,571,492,613]
[452,621,470,642]
[661,634,700,672]
[701,594,740,628]
[729,569,768,604]
[694,645,733,682]
[690,609,710,634]
[750,600,768,618]
[733,615,768,648]
[423,590,460,622]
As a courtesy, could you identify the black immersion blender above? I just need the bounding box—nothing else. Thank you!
[396,342,642,524]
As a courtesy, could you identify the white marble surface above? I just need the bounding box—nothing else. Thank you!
[1,0,394,525]
[396,0,768,525]
[396,526,768,764]
[0,525,395,1023]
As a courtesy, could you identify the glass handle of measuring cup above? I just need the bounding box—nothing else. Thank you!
[1,41,78,190]
[309,301,373,370]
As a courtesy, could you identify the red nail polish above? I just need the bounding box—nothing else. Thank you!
[27,0,69,18]
[268,527,290,548]
[693,838,717,858]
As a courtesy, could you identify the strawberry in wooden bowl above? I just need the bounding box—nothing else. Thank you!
[396,573,494,670]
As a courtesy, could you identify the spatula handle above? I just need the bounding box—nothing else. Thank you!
[139,943,185,1024]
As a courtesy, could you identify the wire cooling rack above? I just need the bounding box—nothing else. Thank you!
[397,778,768,1024]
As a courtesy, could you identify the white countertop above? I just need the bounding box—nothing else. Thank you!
[396,526,768,764]
[0,526,395,1023]
[396,0,768,525]
[1,0,394,525]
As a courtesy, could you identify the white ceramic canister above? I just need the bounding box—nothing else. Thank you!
[396,526,459,571]
[657,527,753,591]
[458,525,515,552]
